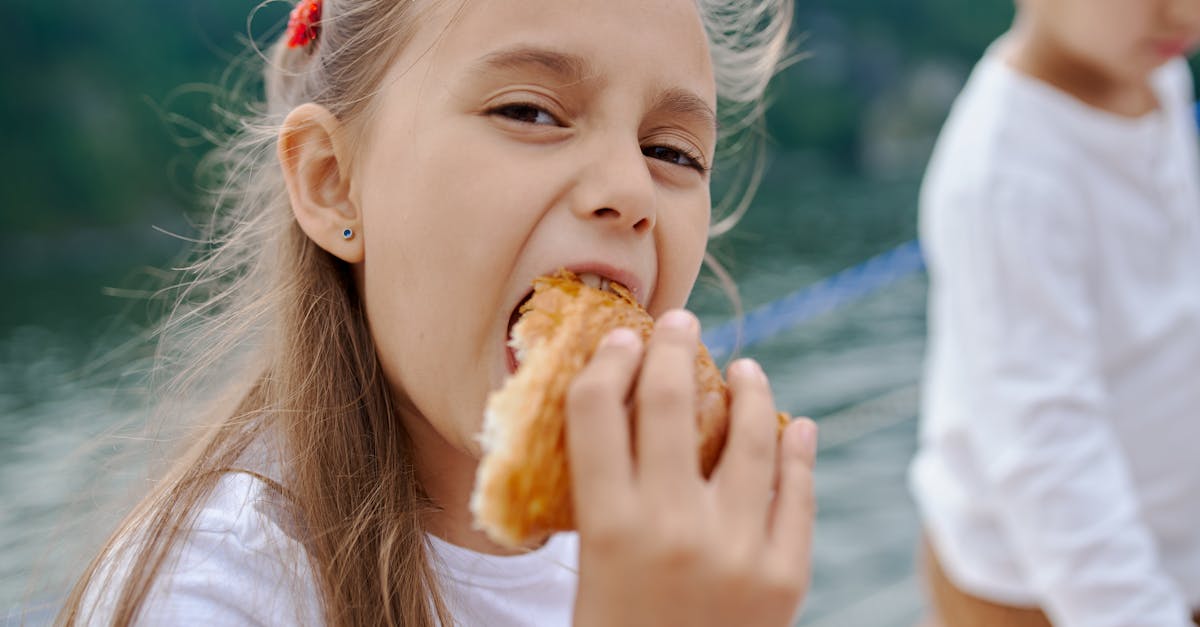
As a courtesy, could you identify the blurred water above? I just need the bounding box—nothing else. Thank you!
[0,169,929,625]
[0,328,151,619]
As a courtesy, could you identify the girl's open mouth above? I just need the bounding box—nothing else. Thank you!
[503,272,623,375]
[505,291,534,374]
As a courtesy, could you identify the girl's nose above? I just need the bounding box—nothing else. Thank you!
[570,139,657,235]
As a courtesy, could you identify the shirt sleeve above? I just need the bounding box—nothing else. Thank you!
[946,168,1193,627]
[83,473,322,626]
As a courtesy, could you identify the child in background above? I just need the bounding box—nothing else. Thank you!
[58,0,817,625]
[911,0,1200,625]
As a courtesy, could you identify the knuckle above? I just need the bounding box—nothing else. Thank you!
[659,328,696,348]
[714,570,758,600]
[566,376,612,414]
[793,468,817,512]
[738,419,775,458]
[639,381,692,411]
[760,562,806,601]
[648,524,704,568]
[653,542,702,570]
[648,331,698,364]
[580,509,637,553]
[780,459,815,502]
[715,547,758,583]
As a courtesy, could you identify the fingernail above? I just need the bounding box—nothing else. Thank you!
[600,327,640,349]
[657,309,698,333]
[798,419,818,462]
[730,358,765,383]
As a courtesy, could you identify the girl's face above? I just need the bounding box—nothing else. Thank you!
[352,0,716,457]
[1027,0,1200,81]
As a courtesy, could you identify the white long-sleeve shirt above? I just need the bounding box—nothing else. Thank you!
[910,45,1200,627]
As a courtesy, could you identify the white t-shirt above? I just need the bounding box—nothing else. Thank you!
[430,532,578,627]
[82,468,579,626]
[910,42,1200,627]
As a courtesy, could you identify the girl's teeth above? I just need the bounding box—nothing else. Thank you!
[579,272,605,290]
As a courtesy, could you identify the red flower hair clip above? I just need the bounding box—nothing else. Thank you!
[287,0,322,49]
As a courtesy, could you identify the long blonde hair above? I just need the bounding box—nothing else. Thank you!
[58,2,792,625]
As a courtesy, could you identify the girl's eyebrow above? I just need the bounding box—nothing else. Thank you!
[471,45,596,84]
[470,45,717,135]
[653,87,719,136]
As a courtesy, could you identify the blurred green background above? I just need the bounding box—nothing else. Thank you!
[3,1,1197,334]
[3,1,1198,623]
[1,0,1024,334]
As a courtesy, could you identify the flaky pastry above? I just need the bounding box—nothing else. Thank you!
[471,270,788,548]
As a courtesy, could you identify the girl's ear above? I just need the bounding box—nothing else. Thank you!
[278,103,364,264]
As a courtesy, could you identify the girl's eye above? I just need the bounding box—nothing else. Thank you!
[643,145,707,173]
[491,103,560,126]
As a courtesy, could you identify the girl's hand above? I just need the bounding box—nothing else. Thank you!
[566,309,817,627]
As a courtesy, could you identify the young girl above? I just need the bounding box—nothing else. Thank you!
[59,1,817,625]
[912,0,1200,625]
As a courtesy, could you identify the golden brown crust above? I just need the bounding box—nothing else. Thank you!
[470,270,790,548]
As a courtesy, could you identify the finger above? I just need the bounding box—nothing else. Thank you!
[712,358,778,534]
[767,418,817,567]
[566,328,642,520]
[634,309,700,490]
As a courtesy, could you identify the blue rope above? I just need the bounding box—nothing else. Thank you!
[702,240,926,362]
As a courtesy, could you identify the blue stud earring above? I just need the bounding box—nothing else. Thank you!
[342,227,354,240]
